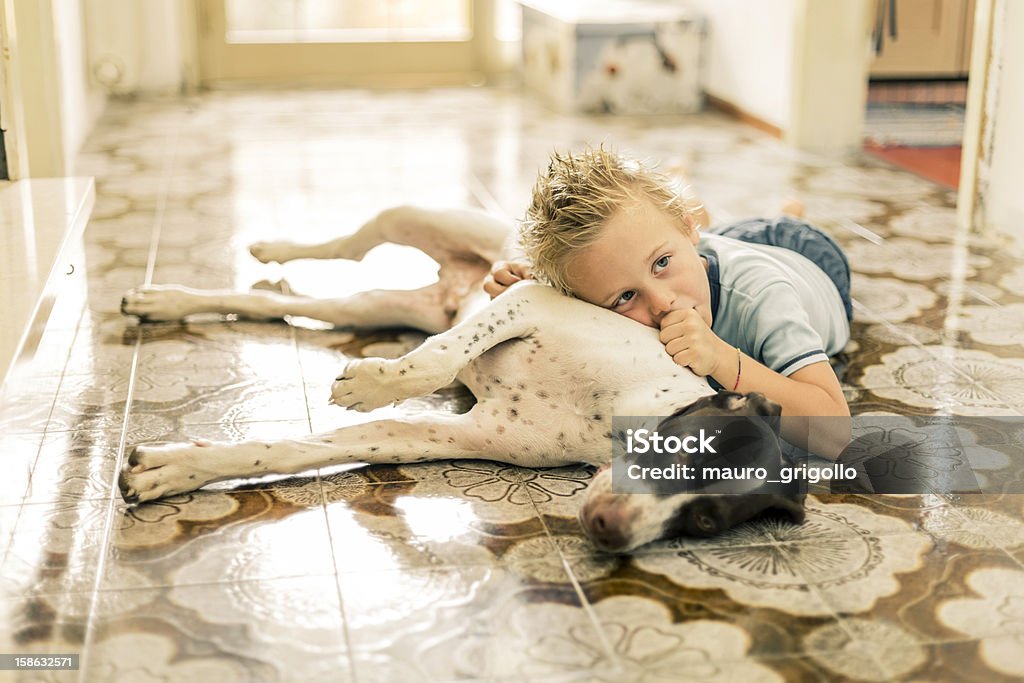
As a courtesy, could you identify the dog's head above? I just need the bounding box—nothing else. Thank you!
[578,391,806,552]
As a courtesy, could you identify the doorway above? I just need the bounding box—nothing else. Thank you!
[862,0,975,189]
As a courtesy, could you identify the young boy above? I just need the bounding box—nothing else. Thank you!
[484,148,851,457]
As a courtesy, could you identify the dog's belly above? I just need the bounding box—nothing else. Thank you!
[457,295,713,416]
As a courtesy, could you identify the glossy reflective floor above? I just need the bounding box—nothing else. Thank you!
[2,88,1024,682]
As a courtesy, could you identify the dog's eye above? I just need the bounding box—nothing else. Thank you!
[696,514,716,533]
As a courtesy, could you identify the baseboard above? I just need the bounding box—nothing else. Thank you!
[705,93,783,139]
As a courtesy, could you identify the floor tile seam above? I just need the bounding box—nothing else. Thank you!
[466,171,509,219]
[800,581,889,673]
[96,568,342,596]
[829,215,886,245]
[528,495,623,669]
[0,312,90,564]
[323,495,360,675]
[79,135,178,681]
[284,260,358,681]
[11,570,344,607]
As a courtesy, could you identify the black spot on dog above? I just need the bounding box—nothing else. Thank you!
[370,446,379,452]
[254,459,261,466]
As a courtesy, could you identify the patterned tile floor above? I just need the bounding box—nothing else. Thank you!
[2,88,1024,682]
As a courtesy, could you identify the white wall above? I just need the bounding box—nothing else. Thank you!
[682,0,796,130]
[53,0,105,170]
[84,0,191,95]
[985,0,1024,238]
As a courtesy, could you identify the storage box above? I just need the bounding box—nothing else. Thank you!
[520,0,705,115]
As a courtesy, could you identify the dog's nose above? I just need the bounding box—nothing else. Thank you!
[580,502,632,552]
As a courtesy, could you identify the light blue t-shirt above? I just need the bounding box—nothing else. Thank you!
[699,233,850,377]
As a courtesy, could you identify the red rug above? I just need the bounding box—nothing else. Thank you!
[863,142,962,189]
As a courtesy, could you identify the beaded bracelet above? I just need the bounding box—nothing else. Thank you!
[731,347,742,391]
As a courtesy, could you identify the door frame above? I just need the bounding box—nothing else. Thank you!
[956,0,1001,233]
[789,0,999,234]
[0,0,64,178]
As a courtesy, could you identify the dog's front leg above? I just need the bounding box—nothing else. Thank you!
[330,283,540,411]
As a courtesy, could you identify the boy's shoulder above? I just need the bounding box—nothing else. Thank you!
[699,233,795,290]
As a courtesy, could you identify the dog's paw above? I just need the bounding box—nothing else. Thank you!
[329,358,402,412]
[249,241,298,264]
[118,441,210,503]
[121,285,202,321]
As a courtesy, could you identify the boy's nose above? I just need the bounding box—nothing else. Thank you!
[649,287,677,322]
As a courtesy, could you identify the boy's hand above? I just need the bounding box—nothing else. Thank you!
[658,308,726,377]
[483,260,533,299]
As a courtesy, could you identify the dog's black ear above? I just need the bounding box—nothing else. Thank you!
[759,493,806,523]
[745,392,781,417]
[721,493,806,529]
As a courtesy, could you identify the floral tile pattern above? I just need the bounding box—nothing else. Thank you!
[1,86,1022,681]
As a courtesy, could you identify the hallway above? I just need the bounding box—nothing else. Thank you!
[2,87,1024,681]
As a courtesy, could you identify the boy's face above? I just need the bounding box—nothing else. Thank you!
[565,199,712,329]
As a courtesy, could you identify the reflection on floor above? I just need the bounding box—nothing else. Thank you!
[2,88,1024,682]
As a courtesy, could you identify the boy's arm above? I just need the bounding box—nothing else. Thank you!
[716,352,850,459]
[660,309,850,458]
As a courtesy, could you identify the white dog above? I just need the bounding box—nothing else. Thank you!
[120,206,804,552]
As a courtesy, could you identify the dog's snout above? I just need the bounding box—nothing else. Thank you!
[580,499,634,553]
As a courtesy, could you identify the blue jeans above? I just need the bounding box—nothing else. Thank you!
[711,217,853,322]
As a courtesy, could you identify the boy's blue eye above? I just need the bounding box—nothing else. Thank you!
[614,290,636,307]
[654,255,670,271]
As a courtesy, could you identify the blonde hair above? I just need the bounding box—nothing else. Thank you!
[520,146,700,296]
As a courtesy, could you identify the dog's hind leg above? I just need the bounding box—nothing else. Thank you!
[250,205,511,267]
[118,402,581,504]
[121,281,457,332]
